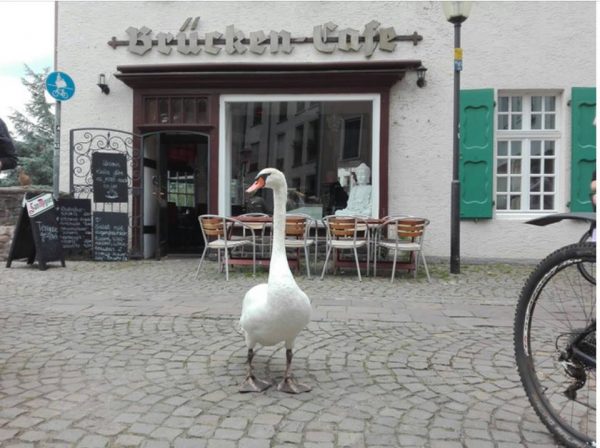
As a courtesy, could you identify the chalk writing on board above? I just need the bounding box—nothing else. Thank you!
[93,212,128,261]
[92,153,128,203]
[59,199,92,256]
[37,223,59,243]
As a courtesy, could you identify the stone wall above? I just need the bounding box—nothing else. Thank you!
[0,187,54,260]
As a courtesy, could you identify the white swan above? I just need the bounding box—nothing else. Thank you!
[240,168,312,394]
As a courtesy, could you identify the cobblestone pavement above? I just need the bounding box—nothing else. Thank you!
[0,258,564,447]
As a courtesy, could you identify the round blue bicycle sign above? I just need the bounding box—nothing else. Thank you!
[46,71,75,101]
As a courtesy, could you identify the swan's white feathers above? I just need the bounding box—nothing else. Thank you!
[239,168,312,351]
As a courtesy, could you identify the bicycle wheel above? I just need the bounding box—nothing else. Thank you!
[578,229,596,284]
[514,242,596,448]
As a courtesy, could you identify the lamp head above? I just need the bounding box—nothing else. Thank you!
[443,1,472,24]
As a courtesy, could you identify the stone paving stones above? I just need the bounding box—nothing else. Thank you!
[0,259,565,447]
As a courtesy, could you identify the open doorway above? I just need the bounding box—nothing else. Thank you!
[143,132,209,258]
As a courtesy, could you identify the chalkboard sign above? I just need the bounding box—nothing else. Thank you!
[92,152,128,203]
[58,198,92,258]
[93,212,128,261]
[6,193,66,270]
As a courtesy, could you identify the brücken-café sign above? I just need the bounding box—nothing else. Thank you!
[108,18,422,58]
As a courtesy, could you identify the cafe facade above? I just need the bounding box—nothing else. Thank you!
[55,1,596,261]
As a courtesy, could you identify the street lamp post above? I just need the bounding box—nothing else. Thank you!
[443,1,472,274]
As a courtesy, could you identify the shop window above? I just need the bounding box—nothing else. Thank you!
[224,96,376,218]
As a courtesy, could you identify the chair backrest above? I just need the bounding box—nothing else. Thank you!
[323,215,369,241]
[198,215,227,245]
[396,218,427,240]
[285,216,306,238]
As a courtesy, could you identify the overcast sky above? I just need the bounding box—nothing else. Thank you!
[0,1,55,133]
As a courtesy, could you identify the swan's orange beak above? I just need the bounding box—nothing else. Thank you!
[246,176,265,193]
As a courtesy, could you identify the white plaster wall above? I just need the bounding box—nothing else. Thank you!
[57,1,596,261]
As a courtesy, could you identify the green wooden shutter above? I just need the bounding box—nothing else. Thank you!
[459,89,494,219]
[570,87,596,212]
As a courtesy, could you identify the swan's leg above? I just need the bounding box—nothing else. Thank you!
[277,349,311,394]
[239,348,271,393]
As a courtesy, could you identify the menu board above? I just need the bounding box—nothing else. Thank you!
[92,152,128,203]
[6,193,66,270]
[93,211,128,261]
[58,198,92,258]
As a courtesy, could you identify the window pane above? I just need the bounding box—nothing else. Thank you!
[530,159,541,174]
[144,98,157,123]
[510,195,521,209]
[183,98,195,123]
[530,176,541,192]
[158,98,169,123]
[544,177,555,192]
[498,96,509,112]
[545,96,556,111]
[497,141,508,156]
[510,159,521,174]
[498,115,508,130]
[497,159,508,174]
[197,99,208,123]
[510,176,521,192]
[171,98,182,123]
[531,113,541,130]
[531,140,541,156]
[511,141,522,156]
[497,195,507,210]
[497,177,507,192]
[545,114,555,129]
[544,159,554,174]
[531,96,542,112]
[543,195,554,210]
[511,96,522,112]
[544,141,555,156]
[511,114,522,130]
[530,195,540,210]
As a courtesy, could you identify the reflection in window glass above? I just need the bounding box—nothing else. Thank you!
[228,100,373,217]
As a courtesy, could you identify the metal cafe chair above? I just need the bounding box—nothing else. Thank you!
[373,216,431,282]
[284,214,317,278]
[195,215,256,281]
[236,212,271,257]
[320,215,370,282]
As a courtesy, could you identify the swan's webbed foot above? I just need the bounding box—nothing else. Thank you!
[240,348,271,393]
[277,349,311,394]
[239,375,272,393]
[277,376,311,394]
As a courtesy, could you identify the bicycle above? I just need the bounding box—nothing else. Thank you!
[514,212,596,448]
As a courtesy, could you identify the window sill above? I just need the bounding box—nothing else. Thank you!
[495,211,559,221]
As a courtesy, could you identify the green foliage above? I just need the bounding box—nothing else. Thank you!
[0,65,54,187]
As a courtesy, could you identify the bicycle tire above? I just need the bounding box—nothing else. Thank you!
[577,230,596,284]
[514,242,596,448]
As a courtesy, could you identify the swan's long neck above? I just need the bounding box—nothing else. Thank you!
[269,181,294,283]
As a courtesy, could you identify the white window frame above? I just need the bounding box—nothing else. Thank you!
[495,90,564,219]
[219,94,381,216]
